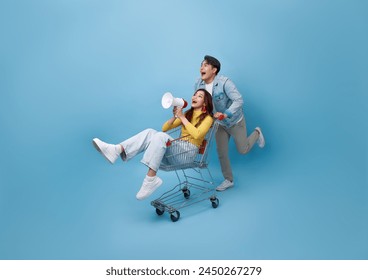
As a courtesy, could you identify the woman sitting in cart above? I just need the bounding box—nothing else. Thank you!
[92,89,214,200]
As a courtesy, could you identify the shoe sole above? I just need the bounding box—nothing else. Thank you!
[216,184,234,192]
[92,139,102,153]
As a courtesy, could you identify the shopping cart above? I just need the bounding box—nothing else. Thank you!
[151,121,220,222]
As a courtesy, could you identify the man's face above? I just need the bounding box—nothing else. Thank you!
[200,60,217,83]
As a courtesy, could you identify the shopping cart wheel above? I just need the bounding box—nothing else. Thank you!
[156,208,165,216]
[170,211,180,222]
[210,197,219,208]
[183,189,191,199]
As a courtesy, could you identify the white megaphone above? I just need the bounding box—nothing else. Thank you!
[161,92,188,109]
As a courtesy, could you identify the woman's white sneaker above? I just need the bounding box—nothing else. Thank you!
[92,138,120,164]
[136,176,163,200]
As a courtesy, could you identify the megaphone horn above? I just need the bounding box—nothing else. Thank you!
[161,92,188,109]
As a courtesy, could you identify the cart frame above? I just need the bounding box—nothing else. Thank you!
[151,121,220,222]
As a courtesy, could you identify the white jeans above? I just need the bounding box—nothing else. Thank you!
[119,129,198,172]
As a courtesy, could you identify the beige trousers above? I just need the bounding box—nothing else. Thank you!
[215,118,259,182]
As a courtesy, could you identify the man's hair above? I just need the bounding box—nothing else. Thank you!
[204,55,221,74]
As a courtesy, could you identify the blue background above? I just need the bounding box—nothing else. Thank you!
[1,0,367,259]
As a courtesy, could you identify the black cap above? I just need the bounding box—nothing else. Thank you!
[204,55,221,74]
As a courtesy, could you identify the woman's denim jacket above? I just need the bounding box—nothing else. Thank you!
[194,75,244,128]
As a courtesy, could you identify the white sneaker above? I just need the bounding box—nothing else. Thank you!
[92,138,119,164]
[136,176,163,200]
[216,179,234,191]
[255,127,265,148]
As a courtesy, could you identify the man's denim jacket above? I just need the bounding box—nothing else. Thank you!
[194,75,244,128]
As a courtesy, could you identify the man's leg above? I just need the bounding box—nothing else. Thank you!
[231,118,259,154]
[216,124,233,183]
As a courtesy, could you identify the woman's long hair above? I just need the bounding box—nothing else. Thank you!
[185,89,214,127]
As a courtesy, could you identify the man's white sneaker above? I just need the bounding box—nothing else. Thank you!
[92,138,120,164]
[255,127,265,148]
[216,179,234,191]
[136,176,163,200]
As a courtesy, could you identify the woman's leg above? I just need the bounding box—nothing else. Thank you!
[119,128,158,161]
[140,131,172,172]
[136,131,172,200]
[93,128,158,164]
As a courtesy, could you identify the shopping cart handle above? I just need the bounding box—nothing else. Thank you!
[218,114,225,120]
[166,140,172,147]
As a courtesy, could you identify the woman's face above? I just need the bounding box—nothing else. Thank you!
[191,90,206,109]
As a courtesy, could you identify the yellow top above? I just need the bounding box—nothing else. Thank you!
[162,110,214,147]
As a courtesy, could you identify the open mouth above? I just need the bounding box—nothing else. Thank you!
[192,99,199,106]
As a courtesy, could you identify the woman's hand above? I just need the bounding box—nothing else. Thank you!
[174,107,184,118]
[172,107,177,117]
[173,106,189,126]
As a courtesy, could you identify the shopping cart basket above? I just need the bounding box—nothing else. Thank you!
[151,121,220,222]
